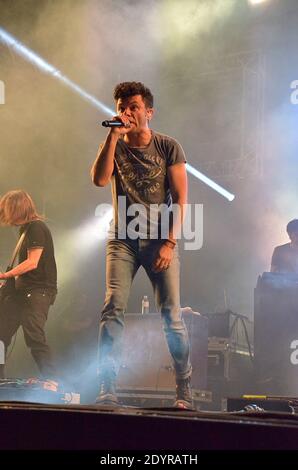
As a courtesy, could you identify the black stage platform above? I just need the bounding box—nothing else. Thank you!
[1,401,298,451]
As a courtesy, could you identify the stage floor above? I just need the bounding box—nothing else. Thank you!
[1,400,298,451]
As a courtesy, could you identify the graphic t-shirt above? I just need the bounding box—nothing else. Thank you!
[110,131,186,238]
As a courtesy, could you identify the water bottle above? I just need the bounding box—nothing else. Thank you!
[141,295,149,315]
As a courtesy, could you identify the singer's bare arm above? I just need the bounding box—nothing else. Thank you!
[152,162,187,273]
[91,112,132,187]
[167,162,188,240]
[91,131,119,187]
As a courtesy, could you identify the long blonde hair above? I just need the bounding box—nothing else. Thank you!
[0,190,43,226]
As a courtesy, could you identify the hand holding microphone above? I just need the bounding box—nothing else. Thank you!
[101,116,131,133]
[102,119,130,128]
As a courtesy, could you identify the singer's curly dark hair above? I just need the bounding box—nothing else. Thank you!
[113,82,154,108]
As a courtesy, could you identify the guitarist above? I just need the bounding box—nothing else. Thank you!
[0,190,57,380]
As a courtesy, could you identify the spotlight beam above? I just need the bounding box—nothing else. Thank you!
[0,27,114,115]
[0,27,235,201]
[186,164,235,201]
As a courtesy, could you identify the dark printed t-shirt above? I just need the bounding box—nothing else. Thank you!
[16,220,57,293]
[110,131,186,237]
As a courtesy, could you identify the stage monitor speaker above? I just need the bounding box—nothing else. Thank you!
[117,312,208,391]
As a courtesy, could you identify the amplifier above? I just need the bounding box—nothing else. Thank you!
[117,312,208,391]
[254,272,298,395]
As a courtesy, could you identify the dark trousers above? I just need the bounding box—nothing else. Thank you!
[0,289,56,379]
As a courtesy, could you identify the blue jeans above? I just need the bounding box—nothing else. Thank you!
[98,238,192,382]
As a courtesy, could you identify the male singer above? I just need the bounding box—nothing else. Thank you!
[91,82,192,409]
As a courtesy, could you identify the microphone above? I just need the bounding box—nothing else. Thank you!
[101,119,130,128]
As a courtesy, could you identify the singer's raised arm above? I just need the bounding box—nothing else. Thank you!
[91,131,119,187]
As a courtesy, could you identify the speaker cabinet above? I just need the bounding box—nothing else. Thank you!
[117,312,208,391]
[254,272,298,395]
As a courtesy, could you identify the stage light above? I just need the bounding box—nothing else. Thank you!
[0,27,235,201]
[0,27,114,115]
[186,164,235,201]
[77,205,113,248]
[94,203,114,239]
[248,0,268,5]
